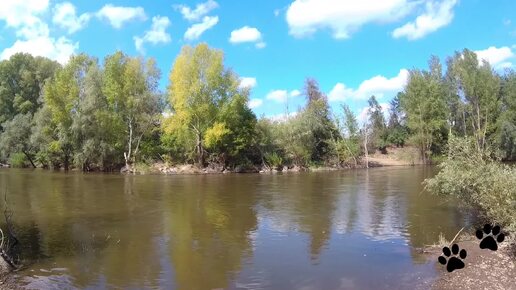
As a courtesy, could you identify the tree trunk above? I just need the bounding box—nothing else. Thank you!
[125,120,133,167]
[23,151,36,168]
[363,127,369,169]
[196,133,204,167]
[63,155,69,171]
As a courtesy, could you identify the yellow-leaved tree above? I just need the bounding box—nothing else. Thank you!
[163,43,256,167]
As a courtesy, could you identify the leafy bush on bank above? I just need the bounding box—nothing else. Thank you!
[425,137,516,231]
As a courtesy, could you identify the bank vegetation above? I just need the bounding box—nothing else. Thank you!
[0,44,515,173]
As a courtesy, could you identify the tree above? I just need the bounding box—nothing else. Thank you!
[367,95,388,153]
[0,53,60,128]
[496,69,516,160]
[387,93,409,147]
[447,49,501,151]
[163,43,255,167]
[103,52,161,168]
[342,104,359,138]
[0,113,37,167]
[400,56,449,163]
[302,78,337,163]
[336,104,361,166]
[71,62,123,170]
[42,54,95,170]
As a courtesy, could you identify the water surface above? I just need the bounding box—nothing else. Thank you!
[0,167,467,289]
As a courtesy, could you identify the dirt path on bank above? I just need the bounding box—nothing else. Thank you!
[425,237,516,290]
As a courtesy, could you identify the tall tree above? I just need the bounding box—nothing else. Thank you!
[496,69,516,160]
[400,56,449,163]
[447,49,501,151]
[387,93,409,147]
[42,54,95,170]
[303,78,337,163]
[367,95,388,152]
[103,52,161,168]
[163,43,255,167]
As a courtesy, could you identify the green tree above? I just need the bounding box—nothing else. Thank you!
[103,51,161,168]
[303,78,337,163]
[163,43,255,167]
[367,95,388,153]
[400,56,449,163]
[496,69,516,160]
[0,113,37,167]
[42,54,95,170]
[336,104,361,166]
[447,49,501,151]
[0,53,60,127]
[387,93,409,147]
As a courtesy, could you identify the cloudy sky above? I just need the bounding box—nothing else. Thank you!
[0,0,515,119]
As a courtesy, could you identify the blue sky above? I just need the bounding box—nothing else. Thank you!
[1,0,515,120]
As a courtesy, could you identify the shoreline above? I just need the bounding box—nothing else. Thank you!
[126,157,421,175]
[422,234,516,290]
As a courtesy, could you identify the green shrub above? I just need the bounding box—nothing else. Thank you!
[264,152,283,170]
[9,152,27,168]
[424,137,516,231]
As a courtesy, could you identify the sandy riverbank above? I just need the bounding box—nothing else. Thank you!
[423,235,516,290]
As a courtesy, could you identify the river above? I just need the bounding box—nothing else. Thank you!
[0,167,468,289]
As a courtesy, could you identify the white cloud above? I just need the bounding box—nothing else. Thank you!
[184,16,218,41]
[16,18,49,39]
[266,90,288,103]
[248,98,263,109]
[286,0,414,39]
[230,26,266,48]
[230,26,261,43]
[53,2,91,34]
[474,46,515,69]
[176,0,218,22]
[0,0,77,64]
[329,69,409,101]
[239,77,257,89]
[0,0,50,38]
[0,0,49,28]
[392,0,457,40]
[290,89,301,97]
[266,89,301,103]
[96,4,146,29]
[1,36,77,64]
[134,16,171,53]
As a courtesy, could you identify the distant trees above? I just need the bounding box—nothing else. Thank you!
[0,46,515,170]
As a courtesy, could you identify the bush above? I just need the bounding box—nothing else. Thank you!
[424,137,516,231]
[264,152,283,170]
[9,152,27,168]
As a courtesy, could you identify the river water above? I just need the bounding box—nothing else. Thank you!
[0,167,467,289]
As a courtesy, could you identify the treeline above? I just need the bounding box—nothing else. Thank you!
[0,44,514,171]
[401,52,516,163]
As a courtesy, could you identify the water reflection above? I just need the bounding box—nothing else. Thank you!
[0,167,466,289]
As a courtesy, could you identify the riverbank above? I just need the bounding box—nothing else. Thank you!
[423,234,516,290]
[124,146,423,175]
